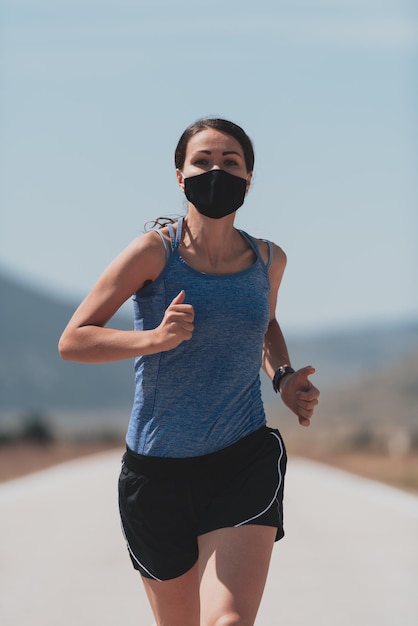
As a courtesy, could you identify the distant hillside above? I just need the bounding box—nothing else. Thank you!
[261,321,418,406]
[329,348,418,426]
[0,270,134,411]
[1,268,418,416]
[270,348,418,434]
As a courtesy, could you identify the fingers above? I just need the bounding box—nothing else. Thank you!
[166,294,194,332]
[167,291,194,327]
[170,290,186,305]
[294,366,316,390]
[298,365,316,376]
[297,386,320,404]
[296,393,319,426]
[296,394,319,411]
[280,366,320,427]
[295,384,320,426]
[158,291,195,350]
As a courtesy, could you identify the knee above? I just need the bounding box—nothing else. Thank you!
[213,613,251,626]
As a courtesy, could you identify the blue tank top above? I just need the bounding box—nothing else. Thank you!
[126,218,272,457]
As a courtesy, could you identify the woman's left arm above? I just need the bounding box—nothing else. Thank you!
[262,243,320,427]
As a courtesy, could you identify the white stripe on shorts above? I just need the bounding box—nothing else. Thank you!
[119,519,163,581]
[234,430,284,527]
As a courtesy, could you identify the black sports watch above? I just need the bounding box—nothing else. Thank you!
[272,365,296,393]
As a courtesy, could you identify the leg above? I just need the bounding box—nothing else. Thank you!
[198,525,277,626]
[142,562,200,626]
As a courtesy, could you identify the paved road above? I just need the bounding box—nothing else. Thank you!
[1,451,417,625]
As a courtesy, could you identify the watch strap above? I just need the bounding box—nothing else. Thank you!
[272,365,296,393]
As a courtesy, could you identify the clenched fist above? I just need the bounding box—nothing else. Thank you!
[155,290,195,352]
[279,366,320,427]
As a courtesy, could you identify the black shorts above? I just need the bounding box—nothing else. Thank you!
[118,426,287,581]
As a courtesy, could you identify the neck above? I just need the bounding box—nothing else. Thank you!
[182,209,240,266]
[184,206,236,237]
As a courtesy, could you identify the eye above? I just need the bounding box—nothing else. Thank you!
[193,158,208,166]
[224,159,239,167]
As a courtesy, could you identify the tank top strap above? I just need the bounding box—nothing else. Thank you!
[262,239,273,270]
[167,222,176,250]
[159,218,184,260]
[155,230,171,261]
[174,217,184,248]
[239,230,273,270]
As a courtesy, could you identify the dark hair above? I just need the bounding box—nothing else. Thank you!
[174,118,255,173]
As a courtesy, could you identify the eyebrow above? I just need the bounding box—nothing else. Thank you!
[194,150,242,157]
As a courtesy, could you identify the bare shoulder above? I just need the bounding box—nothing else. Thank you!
[64,229,170,329]
[112,228,169,285]
[87,228,169,300]
[270,241,287,269]
[127,228,167,254]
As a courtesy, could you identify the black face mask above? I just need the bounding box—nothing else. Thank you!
[183,169,247,219]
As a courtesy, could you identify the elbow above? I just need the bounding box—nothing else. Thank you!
[58,332,76,361]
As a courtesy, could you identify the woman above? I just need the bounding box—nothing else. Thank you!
[59,117,319,626]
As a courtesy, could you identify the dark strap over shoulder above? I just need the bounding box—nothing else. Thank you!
[239,230,273,269]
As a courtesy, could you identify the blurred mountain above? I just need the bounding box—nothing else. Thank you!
[267,348,418,458]
[1,268,418,415]
[0,269,134,411]
[318,349,418,430]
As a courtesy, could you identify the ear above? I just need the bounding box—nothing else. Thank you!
[245,172,253,194]
[176,169,185,192]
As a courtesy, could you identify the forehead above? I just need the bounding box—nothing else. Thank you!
[185,128,244,157]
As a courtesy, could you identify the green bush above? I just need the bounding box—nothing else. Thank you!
[20,411,55,444]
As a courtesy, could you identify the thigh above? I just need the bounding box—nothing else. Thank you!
[142,562,200,626]
[198,525,277,626]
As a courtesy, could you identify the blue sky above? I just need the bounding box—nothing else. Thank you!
[1,0,417,334]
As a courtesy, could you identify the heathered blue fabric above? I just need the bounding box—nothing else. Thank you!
[126,218,271,457]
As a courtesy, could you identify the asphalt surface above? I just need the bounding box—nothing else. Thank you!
[1,450,417,625]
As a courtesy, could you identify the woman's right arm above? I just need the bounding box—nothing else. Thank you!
[58,231,194,363]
